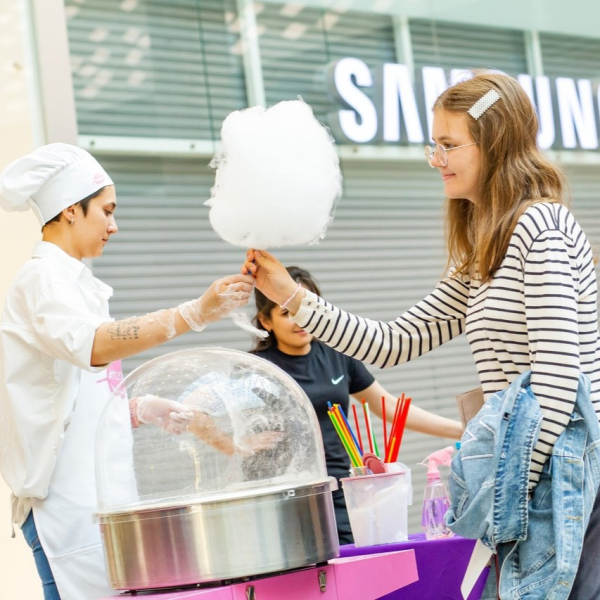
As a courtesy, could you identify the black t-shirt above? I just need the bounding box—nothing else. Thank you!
[252,341,375,480]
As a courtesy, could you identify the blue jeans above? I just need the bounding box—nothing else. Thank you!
[570,479,600,598]
[21,511,61,600]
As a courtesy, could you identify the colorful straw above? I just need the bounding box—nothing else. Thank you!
[361,399,374,453]
[328,402,363,468]
[359,400,380,459]
[328,393,412,469]
[329,402,352,448]
[387,395,402,458]
[328,409,362,468]
[364,402,380,458]
[386,395,405,462]
[352,403,364,453]
[391,397,411,462]
[386,437,396,465]
[382,396,388,457]
[387,396,412,463]
[334,403,363,458]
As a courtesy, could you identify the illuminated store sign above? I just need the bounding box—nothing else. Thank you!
[327,57,599,151]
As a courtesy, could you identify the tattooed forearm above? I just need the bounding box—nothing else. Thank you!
[107,317,141,340]
[92,309,187,365]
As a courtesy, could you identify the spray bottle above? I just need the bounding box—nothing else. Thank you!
[420,446,454,540]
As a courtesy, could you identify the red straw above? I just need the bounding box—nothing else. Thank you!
[382,396,388,457]
[386,394,405,462]
[391,397,412,462]
[352,403,363,453]
[387,397,403,455]
[387,437,396,465]
[361,399,374,453]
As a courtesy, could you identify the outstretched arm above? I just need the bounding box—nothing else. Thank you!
[355,380,463,440]
[91,274,254,366]
[243,249,470,369]
[186,411,282,456]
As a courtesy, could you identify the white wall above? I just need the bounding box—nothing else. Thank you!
[0,0,43,597]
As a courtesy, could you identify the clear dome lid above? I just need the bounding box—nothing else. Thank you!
[95,347,328,513]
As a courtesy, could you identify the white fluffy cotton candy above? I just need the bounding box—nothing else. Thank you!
[205,99,342,248]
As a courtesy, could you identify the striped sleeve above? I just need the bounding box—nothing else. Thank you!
[291,275,470,369]
[524,229,580,488]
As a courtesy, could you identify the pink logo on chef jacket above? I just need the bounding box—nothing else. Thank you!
[97,360,125,397]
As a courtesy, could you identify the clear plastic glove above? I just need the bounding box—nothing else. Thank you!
[178,274,255,331]
[136,394,194,435]
[181,391,283,456]
[235,430,284,456]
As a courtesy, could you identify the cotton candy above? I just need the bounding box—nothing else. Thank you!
[206,99,342,248]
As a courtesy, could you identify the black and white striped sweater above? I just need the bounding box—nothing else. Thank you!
[292,202,600,487]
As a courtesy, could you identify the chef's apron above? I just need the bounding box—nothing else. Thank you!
[31,364,123,600]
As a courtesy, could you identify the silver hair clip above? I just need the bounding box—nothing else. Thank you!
[467,89,501,120]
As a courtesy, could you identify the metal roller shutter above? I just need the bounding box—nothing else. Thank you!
[65,0,246,139]
[256,3,396,133]
[537,31,600,289]
[540,31,600,80]
[411,18,528,76]
[564,166,600,244]
[66,2,600,533]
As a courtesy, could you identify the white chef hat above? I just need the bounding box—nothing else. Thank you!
[0,143,114,226]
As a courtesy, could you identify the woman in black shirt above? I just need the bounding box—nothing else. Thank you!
[251,266,462,544]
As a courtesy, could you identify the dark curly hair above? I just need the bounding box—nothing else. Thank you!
[251,266,321,351]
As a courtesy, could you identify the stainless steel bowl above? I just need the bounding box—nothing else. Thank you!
[96,478,339,590]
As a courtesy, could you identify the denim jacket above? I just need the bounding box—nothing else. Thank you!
[446,371,600,599]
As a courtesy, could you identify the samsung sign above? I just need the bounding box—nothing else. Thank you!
[328,57,600,151]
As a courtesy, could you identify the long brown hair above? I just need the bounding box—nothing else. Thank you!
[434,72,567,281]
[252,266,321,351]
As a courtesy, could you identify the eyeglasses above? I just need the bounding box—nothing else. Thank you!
[424,143,477,168]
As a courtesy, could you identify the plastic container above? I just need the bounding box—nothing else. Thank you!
[388,461,413,505]
[341,470,409,547]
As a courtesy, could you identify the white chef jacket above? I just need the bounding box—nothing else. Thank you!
[0,241,112,525]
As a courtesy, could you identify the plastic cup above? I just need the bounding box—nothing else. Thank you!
[341,470,409,547]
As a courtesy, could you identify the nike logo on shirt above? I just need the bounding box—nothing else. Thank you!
[331,375,344,385]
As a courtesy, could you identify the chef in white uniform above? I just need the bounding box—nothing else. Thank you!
[0,143,255,600]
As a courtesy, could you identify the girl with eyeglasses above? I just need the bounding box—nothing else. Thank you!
[242,71,600,598]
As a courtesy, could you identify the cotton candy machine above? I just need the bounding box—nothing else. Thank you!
[95,348,338,591]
